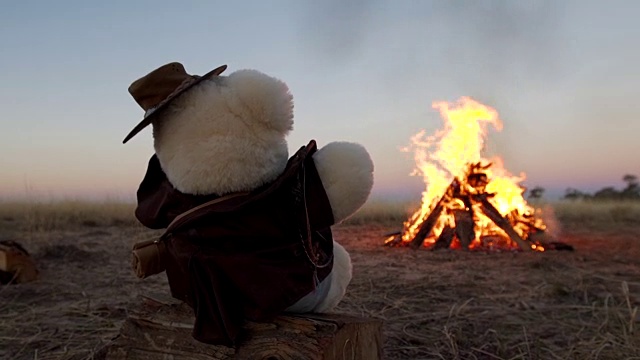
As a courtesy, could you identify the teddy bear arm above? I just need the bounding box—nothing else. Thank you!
[312,141,374,224]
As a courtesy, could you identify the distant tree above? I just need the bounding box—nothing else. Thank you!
[621,174,640,200]
[593,186,621,201]
[564,188,587,200]
[528,186,545,200]
[564,174,640,202]
[623,174,638,185]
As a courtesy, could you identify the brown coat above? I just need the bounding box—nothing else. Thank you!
[135,140,335,346]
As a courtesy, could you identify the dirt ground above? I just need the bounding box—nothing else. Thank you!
[1,222,639,360]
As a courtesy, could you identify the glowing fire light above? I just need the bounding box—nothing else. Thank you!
[399,97,546,251]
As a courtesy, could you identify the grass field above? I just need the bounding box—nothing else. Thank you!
[2,198,639,230]
[0,199,638,359]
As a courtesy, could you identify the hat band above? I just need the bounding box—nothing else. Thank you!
[144,106,158,118]
[143,77,199,118]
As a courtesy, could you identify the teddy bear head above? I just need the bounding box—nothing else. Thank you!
[151,70,294,196]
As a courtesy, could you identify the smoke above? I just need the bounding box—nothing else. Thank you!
[297,1,567,87]
[428,1,568,97]
[294,0,570,183]
[296,0,377,66]
[540,203,562,239]
[420,1,570,176]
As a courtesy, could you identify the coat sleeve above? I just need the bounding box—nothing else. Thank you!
[134,155,190,229]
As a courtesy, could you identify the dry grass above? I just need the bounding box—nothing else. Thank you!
[0,201,138,232]
[0,199,638,359]
[0,297,122,359]
[343,199,640,230]
[1,198,639,232]
[551,200,640,228]
[0,198,417,231]
[343,199,419,226]
[0,226,165,360]
[336,224,640,359]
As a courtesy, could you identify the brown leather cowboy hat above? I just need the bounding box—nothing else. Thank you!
[123,62,227,144]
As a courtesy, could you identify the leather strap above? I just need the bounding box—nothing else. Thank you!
[299,161,333,269]
[162,191,250,239]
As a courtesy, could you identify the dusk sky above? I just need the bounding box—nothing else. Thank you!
[1,1,639,201]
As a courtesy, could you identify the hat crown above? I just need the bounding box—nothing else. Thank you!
[128,62,193,111]
[123,62,227,144]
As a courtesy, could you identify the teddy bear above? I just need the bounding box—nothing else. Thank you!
[124,62,374,345]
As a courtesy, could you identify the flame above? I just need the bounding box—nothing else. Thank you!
[401,97,545,251]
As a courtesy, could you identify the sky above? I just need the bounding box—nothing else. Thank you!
[1,0,639,202]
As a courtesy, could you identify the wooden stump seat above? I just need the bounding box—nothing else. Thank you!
[0,240,38,284]
[98,294,383,360]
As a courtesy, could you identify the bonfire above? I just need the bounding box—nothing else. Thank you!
[386,97,562,252]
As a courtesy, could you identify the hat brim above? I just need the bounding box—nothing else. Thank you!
[122,64,227,144]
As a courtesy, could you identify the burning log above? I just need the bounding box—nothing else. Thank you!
[408,203,444,249]
[432,225,455,249]
[476,196,531,252]
[528,232,574,251]
[466,162,491,190]
[389,169,548,252]
[403,175,538,251]
[383,231,402,247]
[408,179,458,249]
[453,208,475,249]
[385,98,573,252]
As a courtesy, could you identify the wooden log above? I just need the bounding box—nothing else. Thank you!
[528,232,575,251]
[432,225,455,250]
[480,235,507,249]
[0,240,38,284]
[453,209,475,249]
[408,203,443,249]
[527,230,552,245]
[409,179,458,250]
[382,231,403,247]
[97,294,383,360]
[477,197,531,252]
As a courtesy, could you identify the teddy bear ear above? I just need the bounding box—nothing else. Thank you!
[226,70,294,133]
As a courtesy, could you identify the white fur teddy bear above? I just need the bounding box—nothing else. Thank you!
[125,62,373,345]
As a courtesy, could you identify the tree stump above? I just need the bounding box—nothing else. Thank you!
[0,240,38,284]
[97,294,383,360]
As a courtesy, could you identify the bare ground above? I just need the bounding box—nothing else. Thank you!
[0,221,639,360]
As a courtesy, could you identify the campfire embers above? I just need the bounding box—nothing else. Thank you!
[385,97,572,252]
